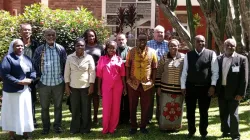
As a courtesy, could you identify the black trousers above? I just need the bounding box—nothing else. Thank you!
[30,81,37,125]
[70,87,91,133]
[185,84,211,136]
[218,87,240,139]
[119,93,130,123]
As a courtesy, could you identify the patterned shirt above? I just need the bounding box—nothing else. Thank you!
[155,52,185,94]
[147,40,169,61]
[126,47,158,91]
[40,43,63,86]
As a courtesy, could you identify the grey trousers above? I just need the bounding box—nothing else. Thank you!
[38,81,64,130]
[70,87,91,133]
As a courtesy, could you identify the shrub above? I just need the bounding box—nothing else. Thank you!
[0,3,110,59]
[0,11,20,60]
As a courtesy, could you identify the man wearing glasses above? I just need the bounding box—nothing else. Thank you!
[126,33,158,134]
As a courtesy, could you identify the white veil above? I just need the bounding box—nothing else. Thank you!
[7,39,22,54]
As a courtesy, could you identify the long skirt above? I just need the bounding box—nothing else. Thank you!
[159,92,184,130]
[0,87,34,135]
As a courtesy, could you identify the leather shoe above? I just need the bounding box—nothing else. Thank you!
[41,129,49,135]
[70,131,79,135]
[129,128,137,135]
[201,135,207,140]
[54,127,63,133]
[9,136,16,140]
[221,133,230,138]
[140,128,149,134]
[147,119,152,124]
[34,123,38,128]
[23,134,32,140]
[81,130,91,134]
[187,133,194,139]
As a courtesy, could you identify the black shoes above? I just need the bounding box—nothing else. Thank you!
[42,127,63,134]
[129,128,149,135]
[129,128,137,135]
[70,131,79,135]
[9,136,16,140]
[41,129,49,135]
[140,128,149,134]
[221,133,230,138]
[22,134,32,140]
[81,130,91,134]
[201,135,207,140]
[54,127,63,134]
[187,133,194,139]
[34,123,38,128]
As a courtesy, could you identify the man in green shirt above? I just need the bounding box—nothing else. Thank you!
[116,33,131,124]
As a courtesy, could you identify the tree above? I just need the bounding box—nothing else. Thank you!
[156,0,250,54]
[156,0,250,97]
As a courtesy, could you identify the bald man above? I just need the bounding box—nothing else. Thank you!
[181,35,219,140]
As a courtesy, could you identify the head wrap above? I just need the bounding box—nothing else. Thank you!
[7,39,23,55]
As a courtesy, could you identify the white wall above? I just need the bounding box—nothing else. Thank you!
[177,0,200,6]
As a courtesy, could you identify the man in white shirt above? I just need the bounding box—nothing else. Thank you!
[181,35,219,140]
[216,39,248,140]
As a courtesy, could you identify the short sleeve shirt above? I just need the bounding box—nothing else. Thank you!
[126,46,157,91]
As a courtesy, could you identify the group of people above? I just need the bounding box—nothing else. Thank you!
[0,24,247,140]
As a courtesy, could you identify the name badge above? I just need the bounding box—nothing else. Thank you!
[23,67,30,72]
[45,61,51,66]
[174,61,180,67]
[232,66,239,72]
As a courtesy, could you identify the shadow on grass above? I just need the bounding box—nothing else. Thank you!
[1,97,249,140]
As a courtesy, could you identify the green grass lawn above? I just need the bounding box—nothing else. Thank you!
[0,98,249,140]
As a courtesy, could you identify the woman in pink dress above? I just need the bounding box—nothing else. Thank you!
[97,41,127,134]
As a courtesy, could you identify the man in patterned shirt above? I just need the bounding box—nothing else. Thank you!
[33,29,67,135]
[147,25,169,123]
[126,33,158,134]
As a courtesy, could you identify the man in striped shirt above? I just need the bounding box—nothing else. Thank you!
[33,29,67,135]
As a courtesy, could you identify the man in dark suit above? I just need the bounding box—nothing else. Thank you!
[216,38,248,140]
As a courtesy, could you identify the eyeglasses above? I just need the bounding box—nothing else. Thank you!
[75,45,85,48]
[46,34,56,37]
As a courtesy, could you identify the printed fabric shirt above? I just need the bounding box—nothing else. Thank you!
[126,47,158,91]
[147,39,169,61]
[40,43,63,86]
[64,52,96,88]
[96,55,125,86]
[155,52,185,94]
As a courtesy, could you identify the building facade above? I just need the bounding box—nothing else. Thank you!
[0,0,206,39]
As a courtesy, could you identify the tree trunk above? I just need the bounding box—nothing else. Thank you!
[239,0,250,52]
[155,0,192,50]
[186,0,196,46]
[197,0,223,52]
[228,0,244,53]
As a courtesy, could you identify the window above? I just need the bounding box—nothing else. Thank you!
[103,0,155,45]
